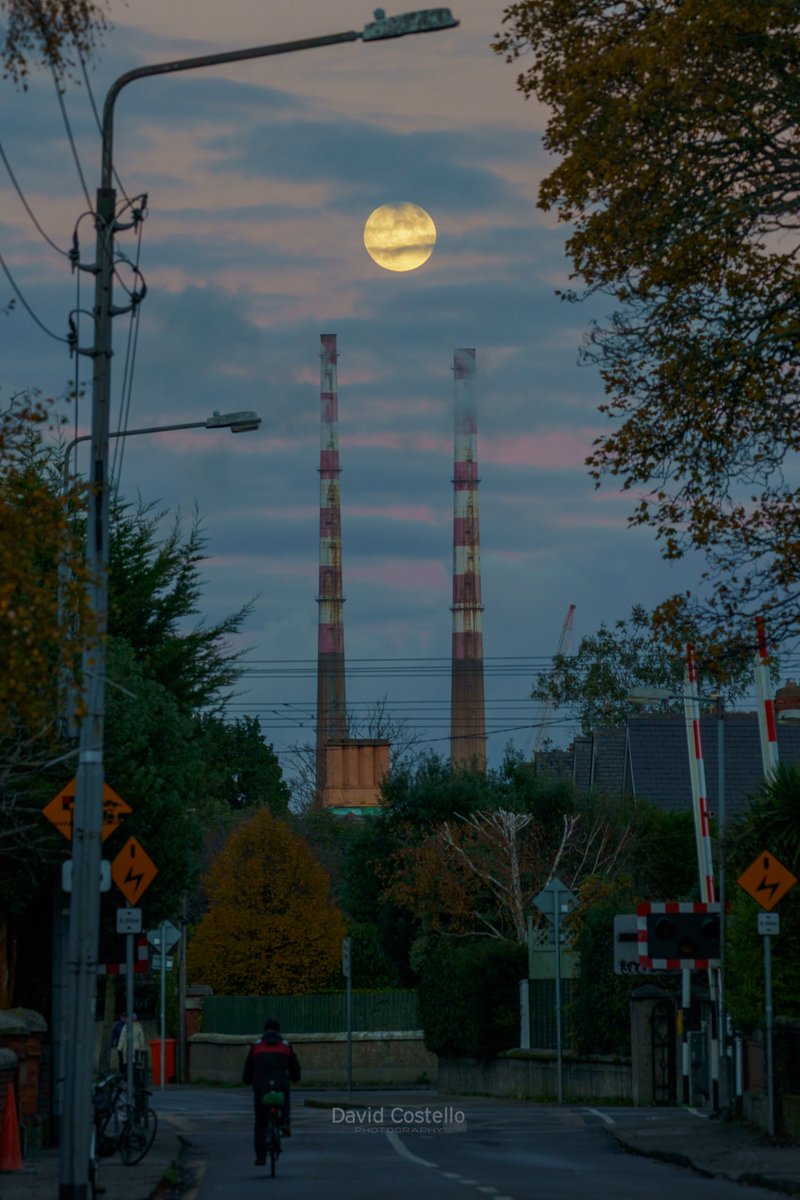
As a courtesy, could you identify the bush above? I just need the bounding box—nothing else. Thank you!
[417,938,526,1060]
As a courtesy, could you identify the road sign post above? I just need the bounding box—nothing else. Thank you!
[533,878,577,1104]
[739,852,796,1138]
[147,922,180,1090]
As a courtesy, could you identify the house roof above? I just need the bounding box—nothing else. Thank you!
[624,713,800,821]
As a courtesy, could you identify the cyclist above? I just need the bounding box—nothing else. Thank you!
[243,1018,301,1165]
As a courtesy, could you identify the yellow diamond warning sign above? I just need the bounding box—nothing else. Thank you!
[43,779,132,842]
[738,851,797,912]
[111,837,158,906]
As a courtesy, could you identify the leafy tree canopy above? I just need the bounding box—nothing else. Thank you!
[531,604,752,736]
[494,2,800,656]
[194,713,289,816]
[187,809,347,995]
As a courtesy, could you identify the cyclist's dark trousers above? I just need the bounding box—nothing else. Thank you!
[253,1088,290,1158]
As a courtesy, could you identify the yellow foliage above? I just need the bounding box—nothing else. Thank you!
[187,808,347,995]
[0,396,92,742]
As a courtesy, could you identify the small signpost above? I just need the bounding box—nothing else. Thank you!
[738,850,797,1137]
[533,877,577,1104]
[148,922,181,1090]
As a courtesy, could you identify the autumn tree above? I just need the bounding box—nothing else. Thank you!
[0,394,89,747]
[387,794,631,944]
[494,2,800,656]
[187,809,347,995]
[1,0,107,83]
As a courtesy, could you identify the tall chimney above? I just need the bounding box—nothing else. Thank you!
[450,347,486,771]
[316,333,347,802]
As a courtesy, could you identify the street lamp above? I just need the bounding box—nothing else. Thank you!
[62,410,262,488]
[62,11,459,1198]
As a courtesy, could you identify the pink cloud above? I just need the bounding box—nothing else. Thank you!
[347,503,441,525]
[481,430,600,469]
[347,559,449,592]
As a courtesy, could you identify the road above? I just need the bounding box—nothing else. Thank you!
[153,1087,777,1200]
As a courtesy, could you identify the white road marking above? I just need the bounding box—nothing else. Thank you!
[687,1108,708,1119]
[585,1107,615,1127]
[384,1129,437,1167]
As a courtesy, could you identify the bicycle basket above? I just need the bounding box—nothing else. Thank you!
[261,1090,285,1106]
[92,1080,116,1117]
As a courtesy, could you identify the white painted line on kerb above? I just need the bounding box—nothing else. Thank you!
[586,1107,615,1127]
[384,1130,437,1167]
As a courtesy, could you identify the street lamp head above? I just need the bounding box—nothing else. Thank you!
[627,686,673,704]
[205,410,261,433]
[363,7,459,40]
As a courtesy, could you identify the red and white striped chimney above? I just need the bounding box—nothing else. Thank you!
[316,333,347,802]
[450,347,486,771]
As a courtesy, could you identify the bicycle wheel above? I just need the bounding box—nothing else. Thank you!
[88,1129,99,1200]
[269,1122,281,1177]
[119,1107,158,1166]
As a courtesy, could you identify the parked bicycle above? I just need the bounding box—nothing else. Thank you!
[260,1087,285,1177]
[89,1071,158,1197]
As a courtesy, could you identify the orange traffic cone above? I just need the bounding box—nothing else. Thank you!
[0,1082,23,1171]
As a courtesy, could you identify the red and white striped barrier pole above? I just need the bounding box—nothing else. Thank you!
[685,645,716,904]
[754,617,780,778]
[685,644,720,1110]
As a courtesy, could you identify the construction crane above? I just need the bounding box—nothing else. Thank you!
[532,603,576,758]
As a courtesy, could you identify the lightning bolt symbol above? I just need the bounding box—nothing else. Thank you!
[124,843,145,893]
[757,855,780,901]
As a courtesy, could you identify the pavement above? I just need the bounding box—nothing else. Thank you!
[609,1110,800,1197]
[0,1112,189,1199]
[2,1093,800,1198]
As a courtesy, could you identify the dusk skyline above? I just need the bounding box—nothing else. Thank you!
[3,0,787,788]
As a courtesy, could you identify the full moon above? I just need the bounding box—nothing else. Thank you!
[363,202,437,272]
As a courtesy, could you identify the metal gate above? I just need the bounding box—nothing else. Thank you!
[650,998,675,1105]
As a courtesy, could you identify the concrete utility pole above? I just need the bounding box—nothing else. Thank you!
[59,11,459,1198]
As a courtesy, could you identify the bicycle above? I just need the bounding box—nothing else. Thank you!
[89,1070,158,1196]
[260,1087,285,1177]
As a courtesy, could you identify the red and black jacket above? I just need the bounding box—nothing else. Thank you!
[243,1031,301,1091]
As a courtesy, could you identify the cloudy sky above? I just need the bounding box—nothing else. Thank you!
[1,0,720,782]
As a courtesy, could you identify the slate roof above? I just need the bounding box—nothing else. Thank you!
[624,713,800,821]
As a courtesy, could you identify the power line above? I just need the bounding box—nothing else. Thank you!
[0,139,69,256]
[50,70,92,208]
[0,248,69,343]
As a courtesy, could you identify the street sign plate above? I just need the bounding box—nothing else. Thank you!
[758,912,780,936]
[117,907,142,934]
[533,876,577,921]
[148,922,181,952]
[61,859,111,893]
[44,778,132,842]
[111,837,158,906]
[738,851,797,911]
[150,955,174,972]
